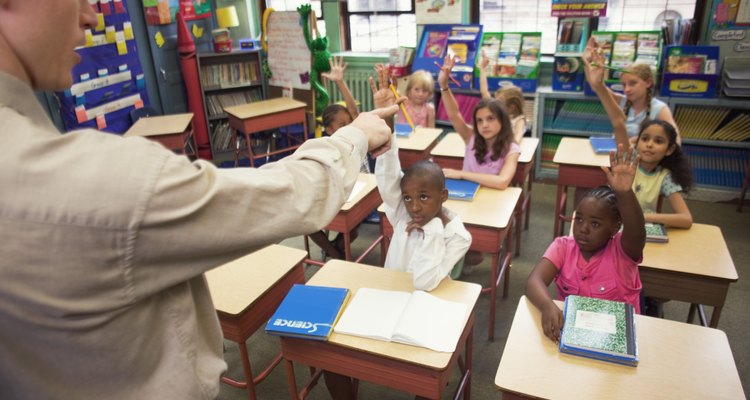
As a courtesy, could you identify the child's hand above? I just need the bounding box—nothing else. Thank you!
[601,144,640,193]
[442,168,462,180]
[583,41,606,85]
[583,36,599,64]
[321,55,346,82]
[437,54,456,87]
[369,64,404,109]
[541,302,564,343]
[478,51,490,71]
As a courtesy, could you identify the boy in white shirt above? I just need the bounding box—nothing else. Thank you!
[376,136,472,291]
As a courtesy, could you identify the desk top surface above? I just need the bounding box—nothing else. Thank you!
[553,137,609,167]
[430,134,539,163]
[124,113,193,137]
[642,223,738,280]
[396,127,442,150]
[224,97,306,120]
[495,296,744,400]
[309,260,481,369]
[340,173,378,212]
[445,186,521,229]
[205,244,307,315]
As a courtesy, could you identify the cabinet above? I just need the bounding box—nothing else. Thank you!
[197,50,265,157]
[534,87,750,191]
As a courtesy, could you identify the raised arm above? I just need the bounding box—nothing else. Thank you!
[374,134,405,221]
[583,37,626,105]
[525,258,563,342]
[322,55,359,118]
[583,44,630,150]
[437,55,473,143]
[601,145,646,261]
[478,53,492,99]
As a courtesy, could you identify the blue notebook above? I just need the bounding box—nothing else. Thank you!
[265,284,350,341]
[394,123,414,138]
[589,137,617,154]
[445,179,480,201]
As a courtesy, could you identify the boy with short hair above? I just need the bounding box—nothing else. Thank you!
[376,136,472,291]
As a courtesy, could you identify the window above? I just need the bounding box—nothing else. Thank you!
[345,0,416,52]
[478,0,697,54]
[266,0,326,37]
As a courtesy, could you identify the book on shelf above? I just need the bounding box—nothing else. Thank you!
[265,284,350,341]
[445,178,480,201]
[589,137,617,154]
[645,222,668,243]
[333,287,469,352]
[394,123,414,138]
[559,295,638,367]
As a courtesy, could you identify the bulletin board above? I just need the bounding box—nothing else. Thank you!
[56,0,149,134]
[265,10,314,112]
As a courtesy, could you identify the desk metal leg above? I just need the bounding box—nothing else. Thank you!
[554,184,566,238]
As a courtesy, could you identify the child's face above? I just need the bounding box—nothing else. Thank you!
[621,73,652,102]
[475,107,502,141]
[408,85,431,105]
[636,125,674,167]
[325,111,353,135]
[400,176,447,227]
[573,197,620,257]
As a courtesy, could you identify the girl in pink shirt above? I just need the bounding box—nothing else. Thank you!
[526,146,646,343]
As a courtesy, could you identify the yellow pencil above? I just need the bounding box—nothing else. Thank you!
[390,84,415,132]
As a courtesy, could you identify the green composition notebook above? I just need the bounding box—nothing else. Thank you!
[559,295,638,367]
[645,222,668,243]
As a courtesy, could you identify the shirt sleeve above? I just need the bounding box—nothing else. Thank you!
[129,126,369,300]
[375,133,408,223]
[408,214,472,291]
[542,236,569,271]
[660,171,683,197]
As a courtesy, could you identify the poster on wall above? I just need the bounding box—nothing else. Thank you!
[551,0,607,17]
[266,11,312,90]
[143,0,210,25]
[709,0,750,58]
[415,0,463,25]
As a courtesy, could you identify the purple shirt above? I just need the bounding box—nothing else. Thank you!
[462,135,520,174]
[543,232,643,313]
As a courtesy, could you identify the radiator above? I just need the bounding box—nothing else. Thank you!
[326,70,374,112]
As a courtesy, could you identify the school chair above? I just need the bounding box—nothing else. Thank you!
[129,106,159,123]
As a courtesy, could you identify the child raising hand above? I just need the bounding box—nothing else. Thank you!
[525,145,646,342]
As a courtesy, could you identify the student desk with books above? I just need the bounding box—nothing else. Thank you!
[205,244,307,400]
[430,135,540,256]
[279,260,481,400]
[552,137,608,237]
[123,112,195,156]
[379,186,522,340]
[495,296,744,400]
[303,173,382,264]
[396,127,442,170]
[640,223,739,328]
[225,97,308,167]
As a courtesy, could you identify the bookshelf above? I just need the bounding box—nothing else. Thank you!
[534,87,750,191]
[197,50,265,156]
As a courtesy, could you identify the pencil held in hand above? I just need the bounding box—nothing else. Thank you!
[390,84,415,132]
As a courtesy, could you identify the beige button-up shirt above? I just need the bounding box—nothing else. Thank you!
[0,71,367,399]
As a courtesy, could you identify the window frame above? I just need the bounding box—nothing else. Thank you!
[342,0,416,52]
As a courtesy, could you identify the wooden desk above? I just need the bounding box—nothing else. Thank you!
[552,137,608,237]
[397,127,442,170]
[225,97,308,167]
[430,135,539,256]
[205,244,307,400]
[495,296,745,400]
[379,186,522,340]
[303,173,382,264]
[124,113,195,156]
[279,261,482,399]
[641,224,739,328]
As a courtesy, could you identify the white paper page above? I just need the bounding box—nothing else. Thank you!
[345,180,366,204]
[333,288,411,342]
[391,290,468,353]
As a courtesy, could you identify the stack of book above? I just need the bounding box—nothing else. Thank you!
[645,222,668,243]
[559,295,638,367]
[445,179,480,201]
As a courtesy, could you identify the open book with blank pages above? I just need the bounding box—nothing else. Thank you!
[645,222,668,243]
[265,284,350,341]
[445,179,480,201]
[333,287,469,352]
[559,295,638,367]
[589,137,618,154]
